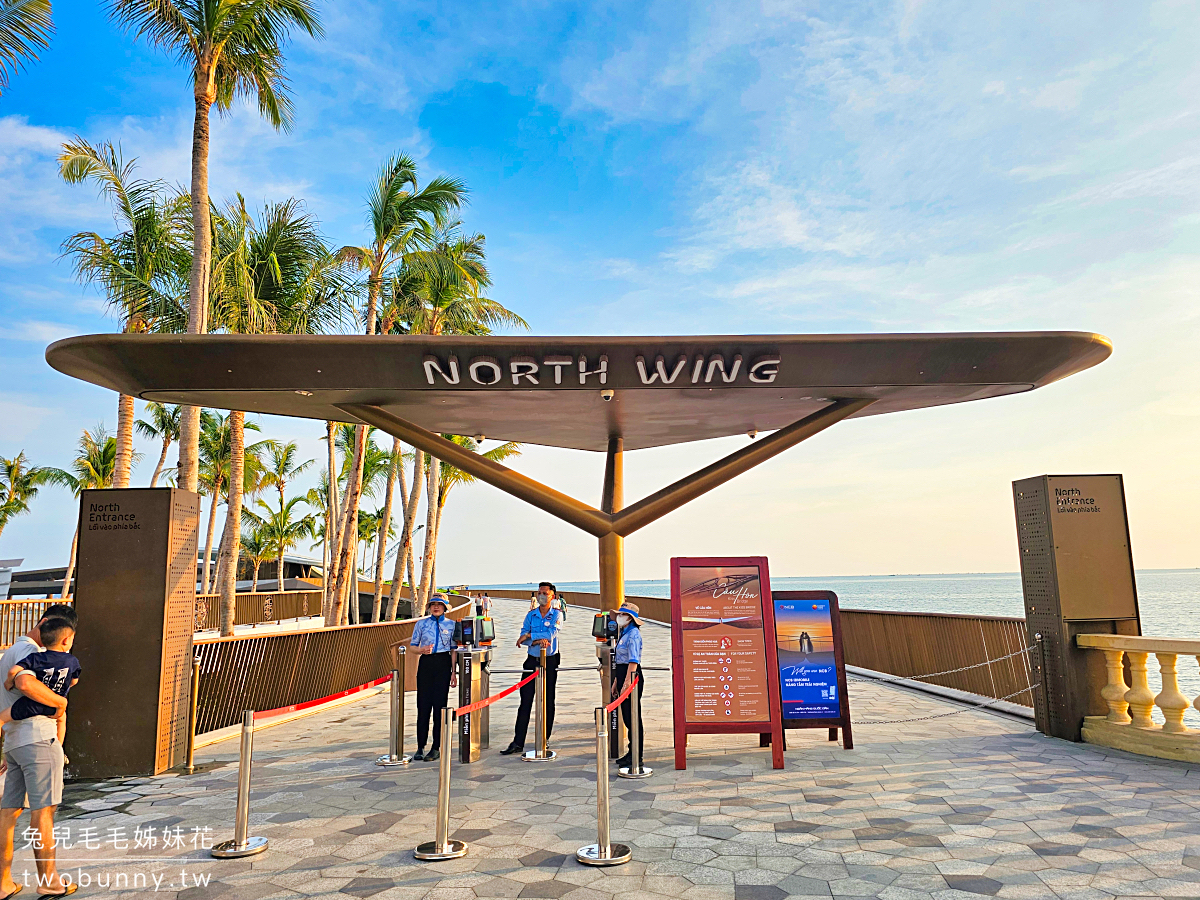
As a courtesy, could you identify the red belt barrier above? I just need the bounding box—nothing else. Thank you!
[254,673,392,721]
[454,671,537,716]
[605,674,639,713]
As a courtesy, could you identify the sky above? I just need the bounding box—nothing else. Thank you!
[1,0,1198,585]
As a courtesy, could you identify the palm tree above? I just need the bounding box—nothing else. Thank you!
[420,437,521,611]
[59,139,190,489]
[207,195,352,632]
[0,0,53,94]
[243,497,314,595]
[0,452,54,543]
[107,0,325,496]
[259,441,313,538]
[45,425,132,598]
[197,411,265,594]
[240,523,271,592]
[327,154,466,627]
[135,402,183,486]
[379,227,527,611]
[369,439,407,622]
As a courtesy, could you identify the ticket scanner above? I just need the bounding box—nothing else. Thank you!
[456,616,494,762]
[593,612,626,759]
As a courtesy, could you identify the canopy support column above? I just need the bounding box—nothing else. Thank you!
[599,437,624,613]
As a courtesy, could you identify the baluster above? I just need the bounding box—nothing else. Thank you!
[1100,649,1131,724]
[1193,656,1200,722]
[1124,651,1155,729]
[1154,653,1189,734]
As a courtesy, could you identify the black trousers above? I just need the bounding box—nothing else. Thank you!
[513,652,560,747]
[416,652,452,751]
[615,663,644,761]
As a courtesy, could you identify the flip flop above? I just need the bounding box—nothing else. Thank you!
[0,885,23,900]
[37,884,76,899]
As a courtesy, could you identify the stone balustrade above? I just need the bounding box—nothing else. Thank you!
[1076,633,1200,763]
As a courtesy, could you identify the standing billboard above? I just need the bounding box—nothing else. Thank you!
[671,557,784,769]
[771,591,853,748]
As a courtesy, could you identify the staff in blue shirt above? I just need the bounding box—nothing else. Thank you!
[501,582,563,755]
[410,594,458,761]
[612,602,644,768]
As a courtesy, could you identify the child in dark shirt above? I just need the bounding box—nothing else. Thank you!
[0,617,81,744]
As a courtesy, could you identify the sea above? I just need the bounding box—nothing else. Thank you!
[477,569,1200,713]
[478,569,1200,637]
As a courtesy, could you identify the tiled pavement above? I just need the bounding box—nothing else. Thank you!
[40,596,1200,899]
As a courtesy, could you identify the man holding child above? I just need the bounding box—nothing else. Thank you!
[0,604,81,899]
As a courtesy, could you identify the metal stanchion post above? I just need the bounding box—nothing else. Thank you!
[577,707,631,866]
[480,648,491,750]
[184,654,200,775]
[618,675,652,779]
[377,666,411,766]
[414,708,468,860]
[211,711,269,858]
[523,646,557,762]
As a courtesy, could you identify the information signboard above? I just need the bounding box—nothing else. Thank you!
[671,557,784,769]
[771,591,853,748]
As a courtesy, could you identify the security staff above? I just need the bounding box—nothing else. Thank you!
[501,582,562,755]
[410,593,457,761]
[612,602,644,768]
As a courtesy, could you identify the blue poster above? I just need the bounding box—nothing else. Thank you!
[773,595,839,719]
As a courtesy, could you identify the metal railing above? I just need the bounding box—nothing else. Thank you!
[193,591,323,631]
[0,599,74,649]
[192,600,470,735]
[840,608,1035,707]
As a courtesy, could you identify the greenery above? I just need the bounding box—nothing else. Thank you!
[5,14,529,633]
[0,0,53,94]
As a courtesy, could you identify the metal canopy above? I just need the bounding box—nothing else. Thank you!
[46,329,1111,617]
[45,332,1110,452]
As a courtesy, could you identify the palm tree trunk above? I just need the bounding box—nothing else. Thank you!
[61,526,79,599]
[323,421,339,619]
[178,407,201,494]
[329,425,366,625]
[277,546,286,593]
[251,561,260,593]
[371,439,399,622]
[201,481,221,595]
[385,448,415,621]
[213,516,230,594]
[416,455,439,613]
[178,90,213,495]
[427,496,446,604]
[218,411,245,636]
[150,437,171,487]
[114,393,135,489]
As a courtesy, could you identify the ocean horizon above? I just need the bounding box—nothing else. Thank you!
[474,568,1200,639]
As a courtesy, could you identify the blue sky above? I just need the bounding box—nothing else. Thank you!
[2,1,1198,585]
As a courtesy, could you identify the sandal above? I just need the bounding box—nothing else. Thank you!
[0,885,22,900]
[37,884,76,899]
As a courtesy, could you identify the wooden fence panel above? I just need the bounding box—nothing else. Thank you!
[192,600,470,734]
[840,609,1034,706]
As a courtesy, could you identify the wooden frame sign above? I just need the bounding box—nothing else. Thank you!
[671,557,784,769]
[771,591,853,749]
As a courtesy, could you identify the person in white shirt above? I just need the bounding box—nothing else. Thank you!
[0,603,80,900]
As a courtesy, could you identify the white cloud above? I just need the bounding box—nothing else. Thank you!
[0,321,80,343]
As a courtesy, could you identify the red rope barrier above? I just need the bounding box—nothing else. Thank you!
[254,673,392,721]
[454,671,537,716]
[605,674,639,713]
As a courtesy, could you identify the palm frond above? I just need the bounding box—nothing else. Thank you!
[0,0,53,93]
